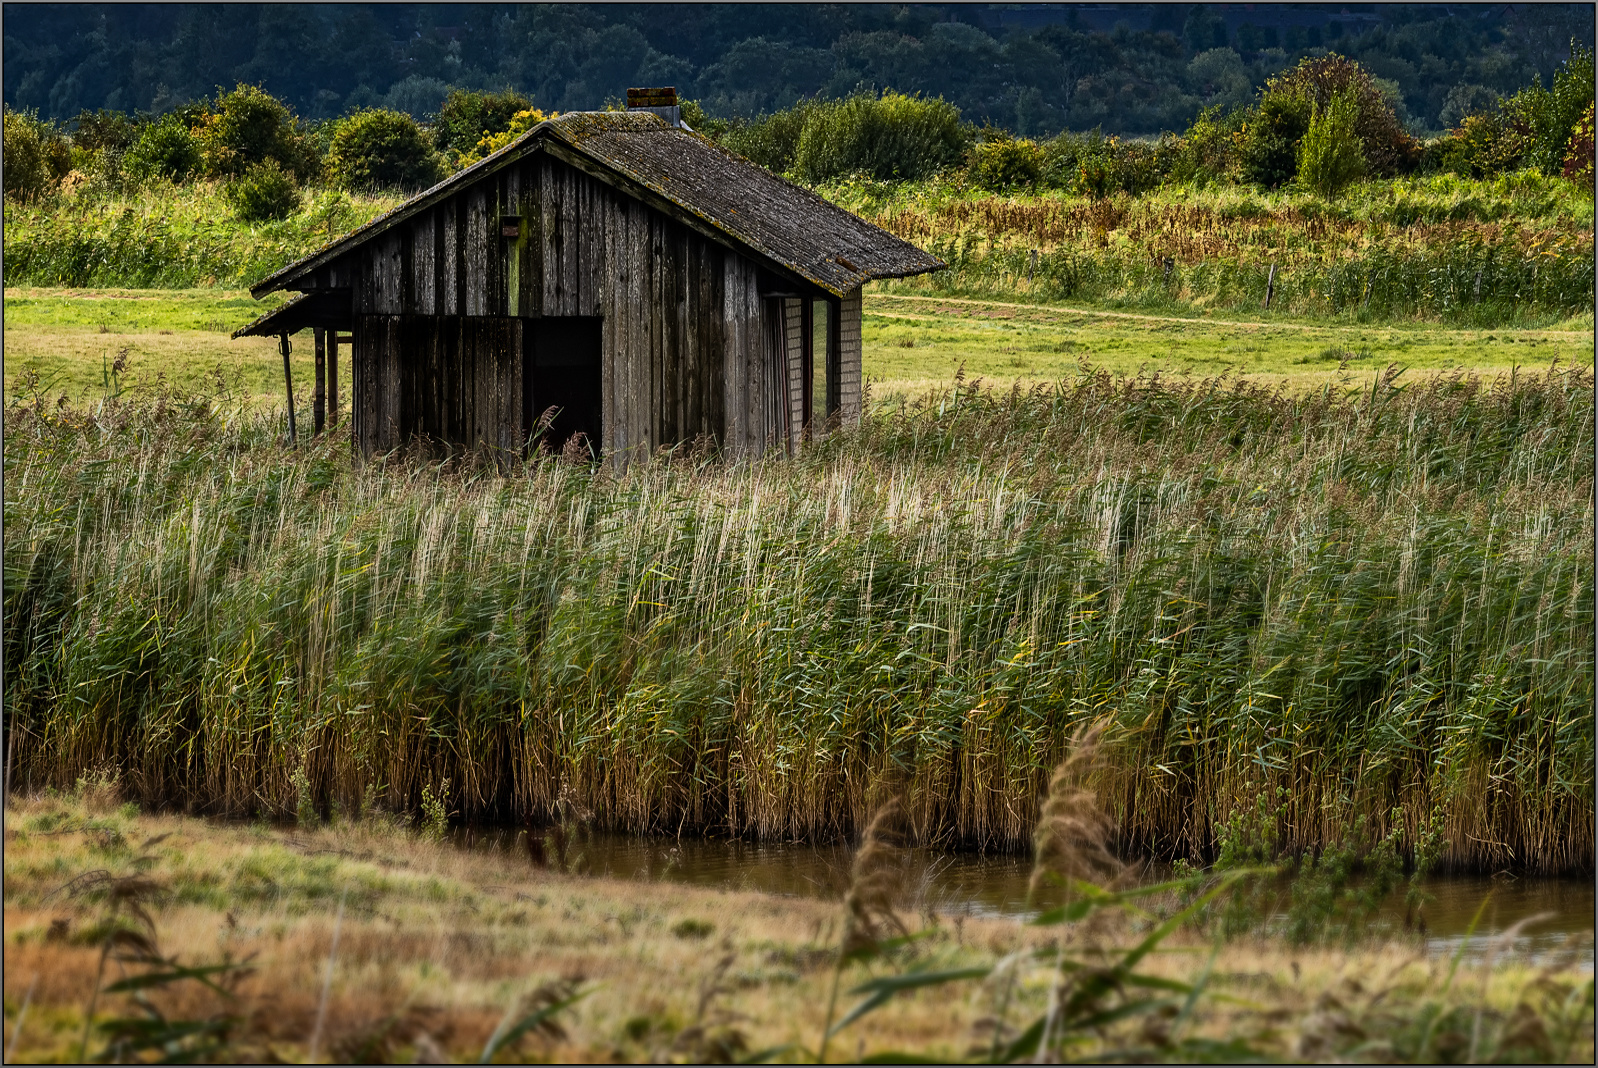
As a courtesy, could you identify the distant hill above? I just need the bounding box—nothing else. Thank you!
[4,3,1592,135]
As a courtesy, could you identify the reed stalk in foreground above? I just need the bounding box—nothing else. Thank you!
[4,366,1592,871]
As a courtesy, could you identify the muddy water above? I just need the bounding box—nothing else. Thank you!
[453,828,1593,965]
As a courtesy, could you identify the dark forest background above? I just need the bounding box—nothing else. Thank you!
[4,3,1593,137]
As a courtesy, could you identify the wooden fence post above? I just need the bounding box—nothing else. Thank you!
[1264,263,1276,309]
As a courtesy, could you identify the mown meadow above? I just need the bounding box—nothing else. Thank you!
[6,364,1591,875]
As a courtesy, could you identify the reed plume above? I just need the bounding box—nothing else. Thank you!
[1029,725,1124,904]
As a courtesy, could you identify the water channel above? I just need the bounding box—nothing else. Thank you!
[453,828,1594,967]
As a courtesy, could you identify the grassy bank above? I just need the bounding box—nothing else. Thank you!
[5,367,1591,873]
[4,790,1592,1063]
[824,172,1595,327]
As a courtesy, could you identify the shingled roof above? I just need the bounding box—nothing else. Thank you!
[251,111,943,299]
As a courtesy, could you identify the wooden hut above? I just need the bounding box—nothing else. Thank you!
[235,98,943,461]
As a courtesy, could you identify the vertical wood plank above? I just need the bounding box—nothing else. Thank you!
[600,188,619,460]
[432,205,445,318]
[722,253,746,457]
[541,157,559,317]
[652,214,666,449]
[358,316,377,454]
[632,196,650,457]
[562,163,580,317]
[838,288,863,426]
[386,316,403,450]
[526,159,543,318]
[400,223,416,314]
[328,330,339,427]
[465,184,486,317]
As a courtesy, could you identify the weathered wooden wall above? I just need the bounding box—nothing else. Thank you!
[351,316,522,454]
[320,150,858,460]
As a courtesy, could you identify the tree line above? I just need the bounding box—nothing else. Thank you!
[5,44,1591,224]
[3,4,1592,138]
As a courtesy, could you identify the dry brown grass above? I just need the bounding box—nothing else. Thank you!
[4,790,1590,1063]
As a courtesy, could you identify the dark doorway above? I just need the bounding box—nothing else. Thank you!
[525,317,602,455]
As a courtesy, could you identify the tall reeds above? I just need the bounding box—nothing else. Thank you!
[4,366,1592,872]
[833,174,1595,324]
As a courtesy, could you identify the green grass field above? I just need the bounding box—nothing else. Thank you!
[6,286,1590,413]
[861,292,1591,400]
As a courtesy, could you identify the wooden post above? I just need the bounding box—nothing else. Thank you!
[1473,269,1483,302]
[1264,263,1276,310]
[328,332,339,426]
[313,328,326,436]
[801,298,814,438]
[826,295,842,421]
[280,333,297,445]
[1362,274,1373,310]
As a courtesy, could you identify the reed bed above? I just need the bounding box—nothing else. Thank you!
[831,175,1595,324]
[1,181,402,289]
[5,367,1592,872]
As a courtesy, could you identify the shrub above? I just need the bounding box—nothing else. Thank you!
[457,107,552,166]
[1297,88,1365,197]
[3,108,72,202]
[325,108,444,192]
[194,84,316,181]
[1432,108,1537,178]
[1237,88,1311,188]
[433,87,531,160]
[122,114,203,185]
[65,114,143,193]
[677,98,728,140]
[1564,100,1595,191]
[793,92,968,183]
[1161,105,1242,184]
[1509,43,1595,178]
[1038,131,1164,197]
[223,159,301,222]
[1262,54,1417,176]
[966,133,1044,191]
[720,101,816,174]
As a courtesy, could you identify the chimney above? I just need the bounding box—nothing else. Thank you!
[626,86,682,128]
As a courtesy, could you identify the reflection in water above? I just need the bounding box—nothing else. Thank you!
[451,827,1593,964]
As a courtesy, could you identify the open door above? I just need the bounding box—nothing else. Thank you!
[524,317,602,455]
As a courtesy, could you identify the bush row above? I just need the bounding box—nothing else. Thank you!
[710,50,1593,199]
[4,48,1591,227]
[2,84,542,221]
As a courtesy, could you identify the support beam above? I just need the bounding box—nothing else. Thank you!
[802,298,814,439]
[279,333,297,445]
[313,328,327,435]
[826,295,842,422]
[329,331,351,427]
[328,331,339,426]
